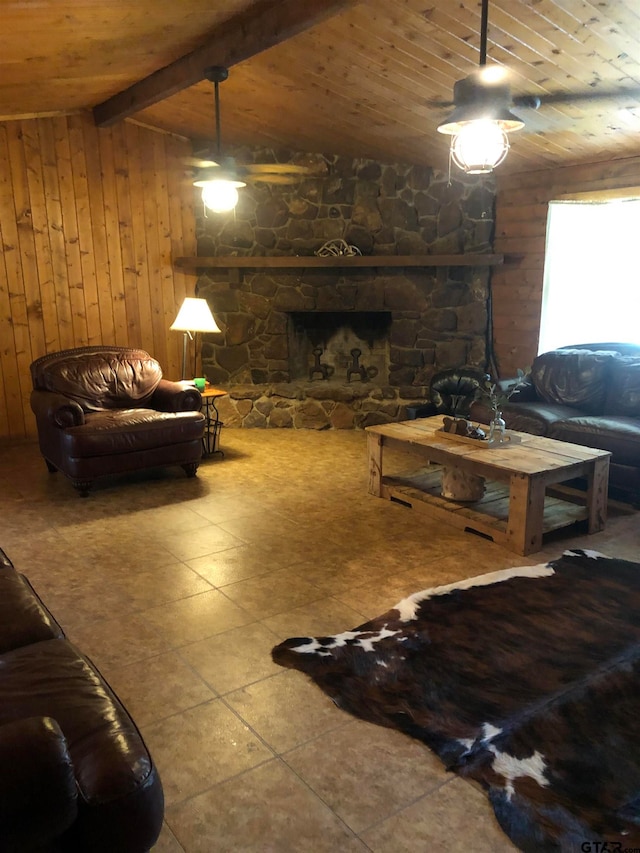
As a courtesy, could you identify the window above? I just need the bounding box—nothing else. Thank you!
[539,199,640,353]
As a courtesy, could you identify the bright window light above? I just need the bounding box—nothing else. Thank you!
[539,199,640,352]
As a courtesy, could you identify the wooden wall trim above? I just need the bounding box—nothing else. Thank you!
[0,114,196,440]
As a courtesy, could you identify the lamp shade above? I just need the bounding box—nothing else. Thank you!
[170,298,220,333]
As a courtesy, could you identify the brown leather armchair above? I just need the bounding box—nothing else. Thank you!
[30,346,206,495]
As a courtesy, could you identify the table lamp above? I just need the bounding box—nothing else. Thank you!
[170,297,221,379]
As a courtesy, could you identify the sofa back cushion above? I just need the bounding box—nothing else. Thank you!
[531,349,620,415]
[33,348,162,412]
[605,358,640,417]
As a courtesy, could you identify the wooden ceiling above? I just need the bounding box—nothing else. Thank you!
[3,0,640,177]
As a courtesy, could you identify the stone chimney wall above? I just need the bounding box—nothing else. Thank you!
[194,149,496,429]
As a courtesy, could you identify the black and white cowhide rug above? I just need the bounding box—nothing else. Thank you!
[272,549,640,853]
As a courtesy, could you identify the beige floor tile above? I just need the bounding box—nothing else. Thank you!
[67,612,171,671]
[109,562,214,609]
[178,622,282,694]
[143,589,256,647]
[151,821,185,852]
[158,524,246,561]
[165,759,368,853]
[360,776,518,852]
[262,596,368,640]
[33,575,136,633]
[105,651,215,725]
[225,670,349,754]
[284,719,449,833]
[221,567,325,619]
[142,700,273,806]
[186,544,282,587]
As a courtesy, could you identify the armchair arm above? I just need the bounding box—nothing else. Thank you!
[30,389,85,428]
[0,717,78,850]
[151,379,202,412]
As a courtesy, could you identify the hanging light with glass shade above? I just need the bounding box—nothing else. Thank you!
[435,0,524,174]
[192,66,246,213]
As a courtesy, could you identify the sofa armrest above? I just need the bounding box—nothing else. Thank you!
[30,389,85,428]
[0,717,78,850]
[151,379,202,412]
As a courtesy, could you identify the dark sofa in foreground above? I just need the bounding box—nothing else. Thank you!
[0,547,163,852]
[471,343,640,502]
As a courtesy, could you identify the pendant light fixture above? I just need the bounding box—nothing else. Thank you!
[192,66,246,213]
[436,0,524,174]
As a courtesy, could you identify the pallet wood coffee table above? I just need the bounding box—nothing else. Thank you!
[366,415,611,555]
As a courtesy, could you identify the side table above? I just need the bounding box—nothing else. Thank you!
[200,387,227,457]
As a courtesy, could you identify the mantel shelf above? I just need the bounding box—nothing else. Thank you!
[174,254,504,270]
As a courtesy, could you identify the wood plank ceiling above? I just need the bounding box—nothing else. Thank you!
[2,0,640,177]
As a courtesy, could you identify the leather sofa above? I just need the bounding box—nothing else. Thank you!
[0,546,163,852]
[470,343,640,501]
[30,346,206,495]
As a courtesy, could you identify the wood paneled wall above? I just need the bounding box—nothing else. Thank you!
[0,114,196,439]
[492,155,640,377]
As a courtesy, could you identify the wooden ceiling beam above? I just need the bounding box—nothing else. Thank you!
[93,0,358,127]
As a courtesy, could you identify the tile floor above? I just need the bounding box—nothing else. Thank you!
[1,428,638,852]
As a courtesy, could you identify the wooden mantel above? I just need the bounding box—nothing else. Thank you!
[174,254,504,270]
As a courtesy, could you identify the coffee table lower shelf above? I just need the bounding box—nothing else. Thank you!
[382,467,589,550]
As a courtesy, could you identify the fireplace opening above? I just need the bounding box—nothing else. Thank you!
[288,311,392,384]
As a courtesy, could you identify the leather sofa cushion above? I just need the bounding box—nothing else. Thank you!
[531,349,620,415]
[471,400,587,436]
[549,416,640,466]
[40,351,162,412]
[0,571,64,653]
[605,358,640,418]
[62,409,205,458]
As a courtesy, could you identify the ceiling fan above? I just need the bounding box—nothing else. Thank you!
[431,0,640,173]
[190,66,311,210]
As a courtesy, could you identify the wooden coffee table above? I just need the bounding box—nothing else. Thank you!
[366,415,611,555]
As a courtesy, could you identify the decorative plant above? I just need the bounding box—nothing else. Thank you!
[482,368,530,415]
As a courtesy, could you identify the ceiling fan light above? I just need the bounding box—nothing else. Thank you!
[449,120,510,174]
[198,180,242,213]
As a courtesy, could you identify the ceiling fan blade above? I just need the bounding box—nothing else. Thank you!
[185,155,219,168]
[514,86,640,109]
[247,174,306,185]
[245,163,311,175]
[426,97,455,109]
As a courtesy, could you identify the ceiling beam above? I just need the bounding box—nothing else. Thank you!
[93,0,359,127]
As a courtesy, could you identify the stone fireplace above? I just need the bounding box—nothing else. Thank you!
[194,148,496,429]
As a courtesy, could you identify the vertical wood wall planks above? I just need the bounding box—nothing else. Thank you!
[0,113,195,439]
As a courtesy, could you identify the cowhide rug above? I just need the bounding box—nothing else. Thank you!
[272,549,640,853]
